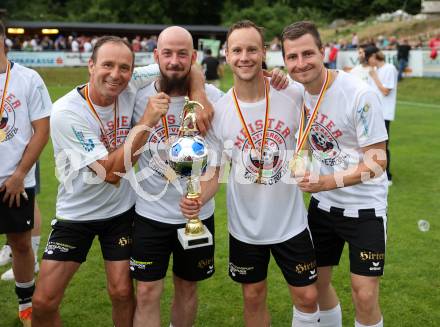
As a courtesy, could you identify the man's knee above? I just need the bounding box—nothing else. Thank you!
[352,287,377,312]
[242,283,266,308]
[294,285,318,309]
[108,281,134,303]
[136,281,163,306]
[8,233,32,254]
[32,289,61,316]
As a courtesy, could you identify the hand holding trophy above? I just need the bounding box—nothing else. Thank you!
[168,97,213,249]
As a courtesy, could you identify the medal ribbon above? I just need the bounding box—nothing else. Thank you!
[0,61,11,125]
[161,116,169,141]
[295,69,330,155]
[84,84,118,151]
[232,78,270,173]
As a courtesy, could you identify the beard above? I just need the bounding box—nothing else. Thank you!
[158,64,191,95]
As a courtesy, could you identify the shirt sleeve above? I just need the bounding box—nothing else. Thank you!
[354,90,388,148]
[132,87,150,125]
[131,64,160,90]
[205,84,224,103]
[51,108,108,171]
[27,72,52,122]
[205,106,224,168]
[380,65,397,90]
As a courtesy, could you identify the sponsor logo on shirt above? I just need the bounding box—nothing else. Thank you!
[357,103,370,137]
[72,126,95,152]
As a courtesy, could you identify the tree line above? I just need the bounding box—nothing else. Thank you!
[3,0,421,40]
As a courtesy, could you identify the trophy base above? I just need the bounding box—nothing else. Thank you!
[177,226,213,250]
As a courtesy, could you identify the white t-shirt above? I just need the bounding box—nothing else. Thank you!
[51,64,159,221]
[133,82,224,224]
[305,71,389,217]
[350,64,371,84]
[369,63,398,121]
[0,62,52,188]
[209,83,308,245]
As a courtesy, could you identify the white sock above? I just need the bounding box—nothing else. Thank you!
[355,317,383,327]
[319,303,342,327]
[292,306,319,326]
[32,236,40,261]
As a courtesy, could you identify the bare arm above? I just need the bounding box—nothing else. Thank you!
[188,64,214,135]
[263,68,289,90]
[369,69,391,96]
[1,117,49,207]
[297,142,387,193]
[89,92,170,184]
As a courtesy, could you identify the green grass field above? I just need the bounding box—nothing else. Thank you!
[1,67,439,326]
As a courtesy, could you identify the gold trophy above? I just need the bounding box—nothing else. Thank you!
[168,97,213,249]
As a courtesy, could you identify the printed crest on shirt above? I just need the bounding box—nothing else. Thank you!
[307,111,349,167]
[234,118,291,185]
[0,93,21,142]
[144,114,180,178]
[99,115,132,148]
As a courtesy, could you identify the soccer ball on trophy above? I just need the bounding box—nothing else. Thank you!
[168,135,208,177]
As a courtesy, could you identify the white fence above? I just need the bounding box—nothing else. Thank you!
[7,50,440,78]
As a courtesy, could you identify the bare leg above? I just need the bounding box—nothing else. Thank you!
[104,260,135,327]
[32,200,41,237]
[133,279,164,327]
[7,231,34,283]
[316,266,339,310]
[171,274,198,327]
[351,274,382,325]
[242,280,270,327]
[288,283,318,312]
[32,259,81,327]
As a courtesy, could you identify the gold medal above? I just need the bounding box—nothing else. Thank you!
[289,154,306,176]
[0,129,6,143]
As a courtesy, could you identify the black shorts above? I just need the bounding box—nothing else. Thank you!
[42,207,135,263]
[308,197,387,276]
[229,229,317,287]
[130,214,215,282]
[0,187,35,234]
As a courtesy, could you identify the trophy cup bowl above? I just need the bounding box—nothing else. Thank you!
[167,97,213,249]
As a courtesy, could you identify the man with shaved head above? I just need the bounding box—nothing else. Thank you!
[130,25,224,327]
